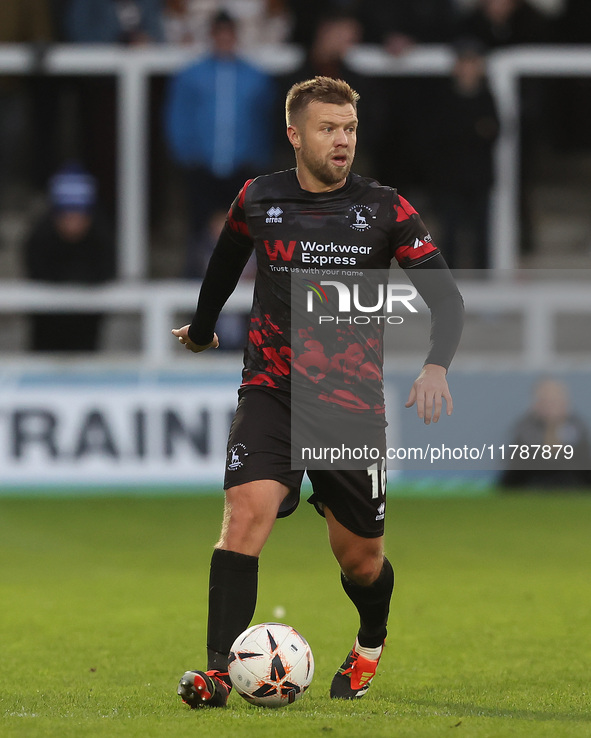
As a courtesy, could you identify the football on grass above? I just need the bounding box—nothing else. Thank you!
[228,622,314,707]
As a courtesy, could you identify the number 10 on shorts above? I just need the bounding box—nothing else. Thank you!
[367,459,386,499]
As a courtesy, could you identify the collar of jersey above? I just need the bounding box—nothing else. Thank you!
[291,169,353,199]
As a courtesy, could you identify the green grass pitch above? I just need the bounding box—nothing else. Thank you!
[1,491,590,738]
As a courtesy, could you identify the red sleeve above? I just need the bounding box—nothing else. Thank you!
[391,194,439,268]
[227,179,254,241]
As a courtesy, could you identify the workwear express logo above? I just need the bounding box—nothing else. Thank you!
[264,239,372,266]
[305,279,418,325]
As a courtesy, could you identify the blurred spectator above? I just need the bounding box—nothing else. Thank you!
[290,13,362,81]
[558,0,591,41]
[47,1,71,41]
[164,10,275,268]
[162,0,291,48]
[64,0,165,44]
[426,39,499,270]
[458,0,552,48]
[184,208,227,279]
[549,0,591,151]
[499,378,591,490]
[185,207,257,279]
[289,0,360,49]
[354,1,460,190]
[23,163,116,352]
[459,1,553,255]
[359,0,458,54]
[62,1,165,221]
[162,0,198,45]
[0,0,56,211]
[277,14,378,174]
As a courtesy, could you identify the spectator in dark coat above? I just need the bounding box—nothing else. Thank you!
[427,40,499,270]
[0,0,56,207]
[549,0,591,150]
[359,0,458,53]
[558,0,591,42]
[459,0,553,255]
[458,0,552,49]
[288,0,360,49]
[23,163,116,352]
[353,1,459,192]
[62,0,165,220]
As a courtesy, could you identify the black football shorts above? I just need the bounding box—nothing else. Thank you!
[223,387,387,538]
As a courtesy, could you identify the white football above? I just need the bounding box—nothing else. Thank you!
[228,622,314,707]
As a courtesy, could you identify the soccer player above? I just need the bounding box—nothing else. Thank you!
[173,77,464,706]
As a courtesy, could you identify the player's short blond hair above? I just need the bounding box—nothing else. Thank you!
[285,76,360,126]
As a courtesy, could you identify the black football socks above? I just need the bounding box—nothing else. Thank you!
[206,548,259,673]
[340,557,394,649]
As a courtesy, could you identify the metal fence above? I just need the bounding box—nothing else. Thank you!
[2,43,591,368]
[3,42,591,275]
[1,277,590,369]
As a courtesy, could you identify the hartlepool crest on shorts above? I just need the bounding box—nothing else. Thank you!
[227,443,248,471]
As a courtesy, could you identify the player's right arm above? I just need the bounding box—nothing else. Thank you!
[172,181,255,352]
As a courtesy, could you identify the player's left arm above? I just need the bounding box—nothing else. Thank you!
[390,194,464,423]
[403,252,464,424]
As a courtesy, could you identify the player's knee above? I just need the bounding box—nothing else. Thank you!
[222,504,269,538]
[217,489,280,553]
[341,553,384,586]
[216,513,268,555]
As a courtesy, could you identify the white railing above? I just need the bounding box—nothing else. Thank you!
[2,44,591,368]
[2,43,591,276]
[1,278,590,369]
[0,42,302,280]
[348,44,591,271]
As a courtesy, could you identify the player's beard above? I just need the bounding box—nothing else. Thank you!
[298,146,353,188]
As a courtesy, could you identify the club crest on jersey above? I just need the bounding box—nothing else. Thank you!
[227,443,248,471]
[266,206,283,224]
[349,205,372,231]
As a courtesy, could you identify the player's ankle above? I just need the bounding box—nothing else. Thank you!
[355,638,383,661]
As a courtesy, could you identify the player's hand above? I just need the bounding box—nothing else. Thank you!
[171,325,219,353]
[405,363,453,425]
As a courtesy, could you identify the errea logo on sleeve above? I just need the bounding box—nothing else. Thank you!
[413,233,433,249]
[266,206,283,224]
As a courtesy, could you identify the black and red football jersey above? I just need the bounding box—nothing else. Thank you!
[224,168,439,412]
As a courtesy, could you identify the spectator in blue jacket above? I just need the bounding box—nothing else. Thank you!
[164,10,275,273]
